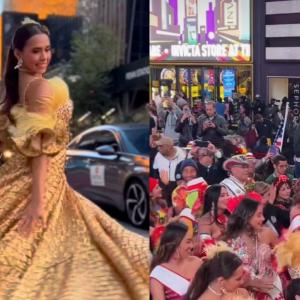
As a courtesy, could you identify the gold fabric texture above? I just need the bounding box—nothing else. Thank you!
[0,77,149,300]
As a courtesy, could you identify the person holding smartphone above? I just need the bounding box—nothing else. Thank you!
[157,96,182,145]
[197,101,228,149]
[175,104,198,147]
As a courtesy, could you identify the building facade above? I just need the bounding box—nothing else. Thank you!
[77,0,127,67]
[150,0,252,102]
[78,0,149,111]
[253,0,300,111]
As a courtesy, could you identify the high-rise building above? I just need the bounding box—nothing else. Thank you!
[77,0,149,111]
[8,0,78,19]
[77,0,127,67]
[112,0,149,111]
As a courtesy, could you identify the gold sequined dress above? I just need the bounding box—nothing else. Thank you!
[0,76,149,300]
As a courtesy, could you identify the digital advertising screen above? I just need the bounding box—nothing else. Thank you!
[150,0,251,62]
[221,68,236,97]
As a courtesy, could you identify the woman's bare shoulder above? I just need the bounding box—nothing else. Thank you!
[187,256,203,268]
[260,226,278,246]
[237,288,251,296]
[198,213,211,224]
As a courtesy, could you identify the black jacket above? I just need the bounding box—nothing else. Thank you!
[255,120,273,139]
[197,114,228,148]
[263,204,290,235]
[175,118,198,147]
[196,160,227,185]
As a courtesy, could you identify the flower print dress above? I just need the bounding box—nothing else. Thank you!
[229,237,283,300]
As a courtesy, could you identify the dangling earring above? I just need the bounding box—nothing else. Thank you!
[14,58,23,69]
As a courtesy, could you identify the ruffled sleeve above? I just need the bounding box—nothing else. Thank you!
[8,79,65,157]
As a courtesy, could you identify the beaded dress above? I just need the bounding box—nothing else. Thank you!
[0,75,149,300]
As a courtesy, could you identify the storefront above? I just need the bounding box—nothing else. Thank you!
[267,76,300,120]
[150,0,252,102]
[112,57,149,110]
[151,64,252,101]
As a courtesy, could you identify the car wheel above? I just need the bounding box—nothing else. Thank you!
[125,179,148,227]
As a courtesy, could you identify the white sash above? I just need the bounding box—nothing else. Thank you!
[199,233,212,241]
[289,215,300,232]
[150,265,190,296]
[221,177,245,196]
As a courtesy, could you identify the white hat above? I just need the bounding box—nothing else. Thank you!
[223,155,250,171]
[179,208,195,221]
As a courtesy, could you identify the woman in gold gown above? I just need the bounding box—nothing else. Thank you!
[0,19,149,300]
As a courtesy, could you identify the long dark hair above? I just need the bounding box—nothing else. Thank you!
[274,177,293,200]
[202,184,229,226]
[224,198,260,239]
[286,279,300,300]
[1,23,50,115]
[150,221,188,270]
[186,251,242,300]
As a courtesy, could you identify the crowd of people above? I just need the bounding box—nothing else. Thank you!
[149,92,300,300]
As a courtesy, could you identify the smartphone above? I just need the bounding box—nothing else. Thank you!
[195,140,209,147]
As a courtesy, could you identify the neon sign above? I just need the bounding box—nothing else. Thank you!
[150,0,251,62]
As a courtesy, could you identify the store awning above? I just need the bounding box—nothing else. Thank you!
[111,57,149,93]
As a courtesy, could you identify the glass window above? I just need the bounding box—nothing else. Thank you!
[203,68,215,100]
[150,65,252,103]
[179,68,189,98]
[121,127,149,155]
[237,67,251,97]
[73,131,119,151]
[190,68,202,100]
[160,68,176,97]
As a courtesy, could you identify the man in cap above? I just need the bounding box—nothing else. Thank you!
[153,135,186,206]
[220,155,250,196]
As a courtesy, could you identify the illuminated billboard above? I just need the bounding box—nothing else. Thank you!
[150,0,251,62]
[10,0,78,19]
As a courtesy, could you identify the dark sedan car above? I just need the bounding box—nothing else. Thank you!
[65,123,149,227]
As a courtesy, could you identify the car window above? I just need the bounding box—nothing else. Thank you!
[74,130,119,151]
[68,136,82,149]
[122,127,149,155]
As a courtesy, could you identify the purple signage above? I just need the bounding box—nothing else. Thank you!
[150,0,251,62]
